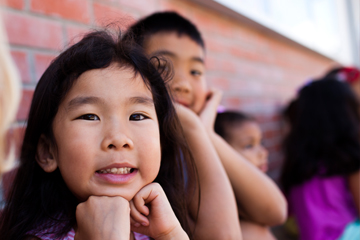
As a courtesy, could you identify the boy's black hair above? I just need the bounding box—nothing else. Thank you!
[124,11,205,49]
[280,78,360,194]
[0,30,198,240]
[215,111,254,141]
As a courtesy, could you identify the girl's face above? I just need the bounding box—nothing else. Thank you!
[227,121,269,173]
[44,64,161,201]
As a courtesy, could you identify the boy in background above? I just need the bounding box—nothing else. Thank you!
[125,12,286,239]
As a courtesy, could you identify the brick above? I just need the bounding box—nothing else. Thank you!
[66,25,90,45]
[205,55,220,71]
[205,37,229,54]
[16,88,34,121]
[118,0,158,14]
[11,50,31,83]
[4,12,63,50]
[6,125,26,158]
[219,59,237,74]
[208,76,230,91]
[223,97,241,109]
[159,1,194,18]
[31,0,90,23]
[34,53,57,81]
[1,168,18,199]
[1,0,23,9]
[93,2,135,29]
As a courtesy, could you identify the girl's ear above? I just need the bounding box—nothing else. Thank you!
[36,134,58,172]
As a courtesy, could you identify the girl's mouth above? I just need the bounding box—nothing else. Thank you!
[96,167,135,174]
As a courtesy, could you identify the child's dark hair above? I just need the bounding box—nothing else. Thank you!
[214,111,254,141]
[280,78,360,194]
[282,99,298,131]
[123,11,205,49]
[0,30,198,239]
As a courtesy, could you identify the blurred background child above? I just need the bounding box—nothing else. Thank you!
[0,15,20,176]
[215,111,269,173]
[324,66,360,100]
[0,14,21,210]
[280,78,360,240]
[215,111,278,239]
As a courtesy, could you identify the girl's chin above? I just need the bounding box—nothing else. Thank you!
[258,164,268,173]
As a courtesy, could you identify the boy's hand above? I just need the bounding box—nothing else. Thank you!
[75,196,131,240]
[199,88,223,131]
[174,102,202,131]
[130,183,189,240]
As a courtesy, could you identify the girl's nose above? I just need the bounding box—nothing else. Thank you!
[101,125,134,151]
[259,145,269,161]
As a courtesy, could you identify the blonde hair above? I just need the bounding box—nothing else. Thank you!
[0,14,21,174]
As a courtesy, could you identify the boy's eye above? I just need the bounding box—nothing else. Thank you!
[77,114,100,121]
[191,70,202,77]
[159,64,169,72]
[130,114,148,121]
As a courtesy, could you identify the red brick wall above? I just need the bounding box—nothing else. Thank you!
[2,0,335,179]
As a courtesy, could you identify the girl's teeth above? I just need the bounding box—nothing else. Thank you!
[99,167,132,174]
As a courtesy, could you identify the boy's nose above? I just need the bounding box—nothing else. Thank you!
[171,72,192,94]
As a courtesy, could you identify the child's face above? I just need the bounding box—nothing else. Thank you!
[49,65,161,201]
[227,121,269,172]
[351,79,360,100]
[144,32,207,114]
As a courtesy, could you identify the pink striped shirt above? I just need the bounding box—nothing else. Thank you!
[30,227,149,240]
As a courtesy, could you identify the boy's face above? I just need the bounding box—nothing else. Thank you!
[227,121,269,173]
[144,32,207,114]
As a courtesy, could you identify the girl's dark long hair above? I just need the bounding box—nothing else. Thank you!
[280,78,360,194]
[0,30,198,239]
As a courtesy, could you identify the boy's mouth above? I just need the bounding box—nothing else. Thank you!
[96,167,135,174]
[175,100,190,108]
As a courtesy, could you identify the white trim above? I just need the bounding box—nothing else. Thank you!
[191,0,359,67]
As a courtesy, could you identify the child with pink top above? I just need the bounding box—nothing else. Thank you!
[281,77,360,240]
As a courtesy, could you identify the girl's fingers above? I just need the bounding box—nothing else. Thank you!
[130,215,141,228]
[130,199,149,226]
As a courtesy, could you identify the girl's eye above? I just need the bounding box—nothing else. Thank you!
[130,114,148,121]
[244,144,254,149]
[191,70,202,77]
[77,114,100,121]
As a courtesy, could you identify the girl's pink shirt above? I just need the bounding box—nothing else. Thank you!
[31,227,149,240]
[288,175,357,240]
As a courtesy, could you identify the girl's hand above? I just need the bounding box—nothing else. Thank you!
[199,88,223,132]
[130,183,189,240]
[74,196,131,240]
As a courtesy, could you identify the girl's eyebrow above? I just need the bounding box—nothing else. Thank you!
[66,96,101,110]
[128,96,154,107]
[66,96,153,111]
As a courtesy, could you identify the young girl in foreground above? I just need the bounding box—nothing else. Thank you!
[0,30,198,240]
[281,78,360,240]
